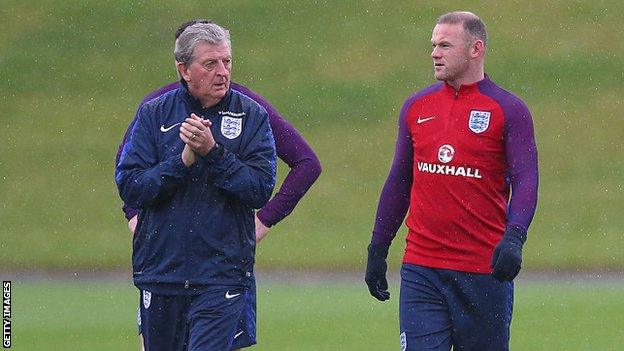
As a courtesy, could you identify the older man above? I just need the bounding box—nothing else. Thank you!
[116,22,276,351]
[116,19,322,351]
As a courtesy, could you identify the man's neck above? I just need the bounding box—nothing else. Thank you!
[201,99,219,109]
[448,66,485,90]
[189,89,220,109]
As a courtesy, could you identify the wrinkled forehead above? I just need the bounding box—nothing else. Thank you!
[193,41,232,59]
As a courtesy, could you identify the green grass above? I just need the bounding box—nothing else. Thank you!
[9,280,624,350]
[0,0,623,271]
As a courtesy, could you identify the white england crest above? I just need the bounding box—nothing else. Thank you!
[221,116,242,139]
[142,290,151,309]
[468,110,491,133]
[400,331,407,351]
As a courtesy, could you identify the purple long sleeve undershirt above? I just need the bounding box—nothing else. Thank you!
[115,81,321,227]
[480,80,539,234]
[370,93,421,246]
[371,81,538,246]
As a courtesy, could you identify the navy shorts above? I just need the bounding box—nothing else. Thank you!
[399,263,513,351]
[138,284,256,351]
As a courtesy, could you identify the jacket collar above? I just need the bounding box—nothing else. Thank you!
[180,79,233,114]
[442,74,490,98]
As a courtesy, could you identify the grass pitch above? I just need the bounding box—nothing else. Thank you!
[10,279,624,350]
[1,1,623,272]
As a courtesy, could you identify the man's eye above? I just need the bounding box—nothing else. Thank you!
[202,61,216,69]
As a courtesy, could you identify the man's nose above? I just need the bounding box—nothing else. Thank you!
[215,60,229,75]
[431,47,441,58]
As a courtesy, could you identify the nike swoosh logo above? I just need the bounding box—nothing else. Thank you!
[160,123,181,132]
[225,291,241,299]
[417,116,436,124]
[234,330,244,339]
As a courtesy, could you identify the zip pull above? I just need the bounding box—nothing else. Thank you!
[184,280,190,289]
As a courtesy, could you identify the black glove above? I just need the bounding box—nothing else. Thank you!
[365,243,391,301]
[490,227,527,281]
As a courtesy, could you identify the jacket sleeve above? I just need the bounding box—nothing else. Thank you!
[115,83,183,220]
[198,108,277,209]
[116,111,141,220]
[115,104,190,209]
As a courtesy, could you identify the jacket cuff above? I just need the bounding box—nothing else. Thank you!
[124,206,139,221]
[202,143,225,164]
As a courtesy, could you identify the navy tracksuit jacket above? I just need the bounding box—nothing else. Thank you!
[116,84,276,294]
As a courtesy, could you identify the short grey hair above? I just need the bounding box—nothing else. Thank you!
[437,11,487,47]
[174,22,231,65]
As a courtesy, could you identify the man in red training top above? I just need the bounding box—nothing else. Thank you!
[365,11,538,351]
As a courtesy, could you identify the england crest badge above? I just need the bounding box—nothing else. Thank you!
[400,331,407,351]
[468,110,491,133]
[221,116,243,139]
[142,290,151,309]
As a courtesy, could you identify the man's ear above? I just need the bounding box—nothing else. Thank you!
[177,61,191,82]
[472,40,485,58]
